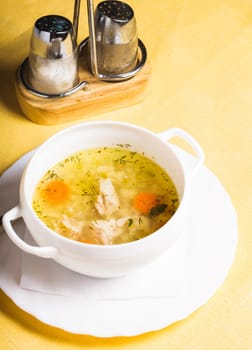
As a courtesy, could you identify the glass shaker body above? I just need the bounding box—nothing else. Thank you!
[94,1,138,75]
[28,15,79,95]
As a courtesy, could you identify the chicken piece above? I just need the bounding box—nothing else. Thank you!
[90,218,128,244]
[95,178,120,216]
[59,215,83,240]
[88,216,151,245]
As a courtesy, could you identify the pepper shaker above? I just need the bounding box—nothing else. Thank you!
[94,0,138,75]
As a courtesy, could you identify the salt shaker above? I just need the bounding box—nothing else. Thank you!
[28,15,79,95]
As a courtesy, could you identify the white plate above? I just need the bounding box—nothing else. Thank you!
[0,147,238,337]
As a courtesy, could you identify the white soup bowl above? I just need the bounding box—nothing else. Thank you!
[3,121,204,278]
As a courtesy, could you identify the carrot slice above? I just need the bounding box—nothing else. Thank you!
[44,181,70,204]
[133,192,158,215]
[79,238,96,244]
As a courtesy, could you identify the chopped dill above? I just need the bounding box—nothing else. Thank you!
[171,198,178,204]
[81,184,98,196]
[116,143,131,149]
[64,154,81,164]
[113,155,133,165]
[161,172,170,181]
[45,170,62,181]
[128,218,133,227]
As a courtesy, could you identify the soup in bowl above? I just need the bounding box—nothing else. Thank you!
[3,121,204,278]
[32,146,180,245]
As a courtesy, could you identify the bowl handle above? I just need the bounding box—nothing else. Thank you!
[2,205,58,258]
[158,128,205,179]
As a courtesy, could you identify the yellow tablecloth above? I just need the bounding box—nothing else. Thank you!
[0,0,251,349]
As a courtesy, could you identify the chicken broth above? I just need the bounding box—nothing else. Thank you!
[32,146,179,245]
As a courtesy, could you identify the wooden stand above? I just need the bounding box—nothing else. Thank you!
[15,47,151,125]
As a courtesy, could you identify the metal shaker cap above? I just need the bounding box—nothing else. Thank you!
[30,15,77,58]
[95,1,137,45]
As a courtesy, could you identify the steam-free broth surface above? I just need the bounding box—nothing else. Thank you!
[32,147,179,244]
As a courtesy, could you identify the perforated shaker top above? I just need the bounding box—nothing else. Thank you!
[97,1,134,22]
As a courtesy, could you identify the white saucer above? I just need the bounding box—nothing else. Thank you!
[0,147,238,337]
